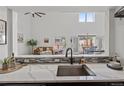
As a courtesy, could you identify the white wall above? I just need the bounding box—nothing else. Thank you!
[7,9,13,56]
[109,9,115,56]
[108,7,124,65]
[110,7,124,65]
[0,7,33,58]
[115,17,124,65]
[17,12,32,55]
[12,11,18,55]
[0,7,8,60]
[31,12,109,55]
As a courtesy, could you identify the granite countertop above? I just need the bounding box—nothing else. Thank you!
[15,54,109,59]
[0,63,124,83]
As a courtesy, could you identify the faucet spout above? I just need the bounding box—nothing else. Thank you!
[65,48,73,64]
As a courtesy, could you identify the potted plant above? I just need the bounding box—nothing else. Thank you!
[0,57,11,70]
[27,39,37,54]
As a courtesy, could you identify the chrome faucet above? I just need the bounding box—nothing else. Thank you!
[65,48,73,64]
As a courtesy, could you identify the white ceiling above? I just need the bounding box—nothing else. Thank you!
[7,6,117,13]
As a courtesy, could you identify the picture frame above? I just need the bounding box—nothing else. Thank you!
[44,38,49,43]
[17,33,24,43]
[0,19,7,45]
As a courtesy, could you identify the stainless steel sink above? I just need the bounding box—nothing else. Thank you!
[57,65,95,76]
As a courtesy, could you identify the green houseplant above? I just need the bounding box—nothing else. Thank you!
[27,39,37,54]
[0,57,11,70]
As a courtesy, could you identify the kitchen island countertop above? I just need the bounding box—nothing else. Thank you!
[0,63,124,84]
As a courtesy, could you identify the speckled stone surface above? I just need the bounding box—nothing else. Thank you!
[0,63,124,83]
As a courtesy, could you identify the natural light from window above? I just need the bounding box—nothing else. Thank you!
[79,12,86,22]
[79,12,95,23]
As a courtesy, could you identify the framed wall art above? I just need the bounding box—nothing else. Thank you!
[44,38,49,43]
[17,33,24,43]
[0,19,7,45]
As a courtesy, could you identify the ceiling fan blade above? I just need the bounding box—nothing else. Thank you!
[37,12,46,15]
[24,12,31,15]
[35,13,42,17]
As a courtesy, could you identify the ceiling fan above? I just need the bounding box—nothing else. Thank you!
[24,12,46,18]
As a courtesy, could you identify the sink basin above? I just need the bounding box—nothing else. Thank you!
[57,65,95,76]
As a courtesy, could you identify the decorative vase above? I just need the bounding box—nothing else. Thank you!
[11,62,16,68]
[2,63,8,70]
[8,62,15,68]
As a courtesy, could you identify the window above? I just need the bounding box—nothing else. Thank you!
[79,12,95,23]
[79,12,86,22]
